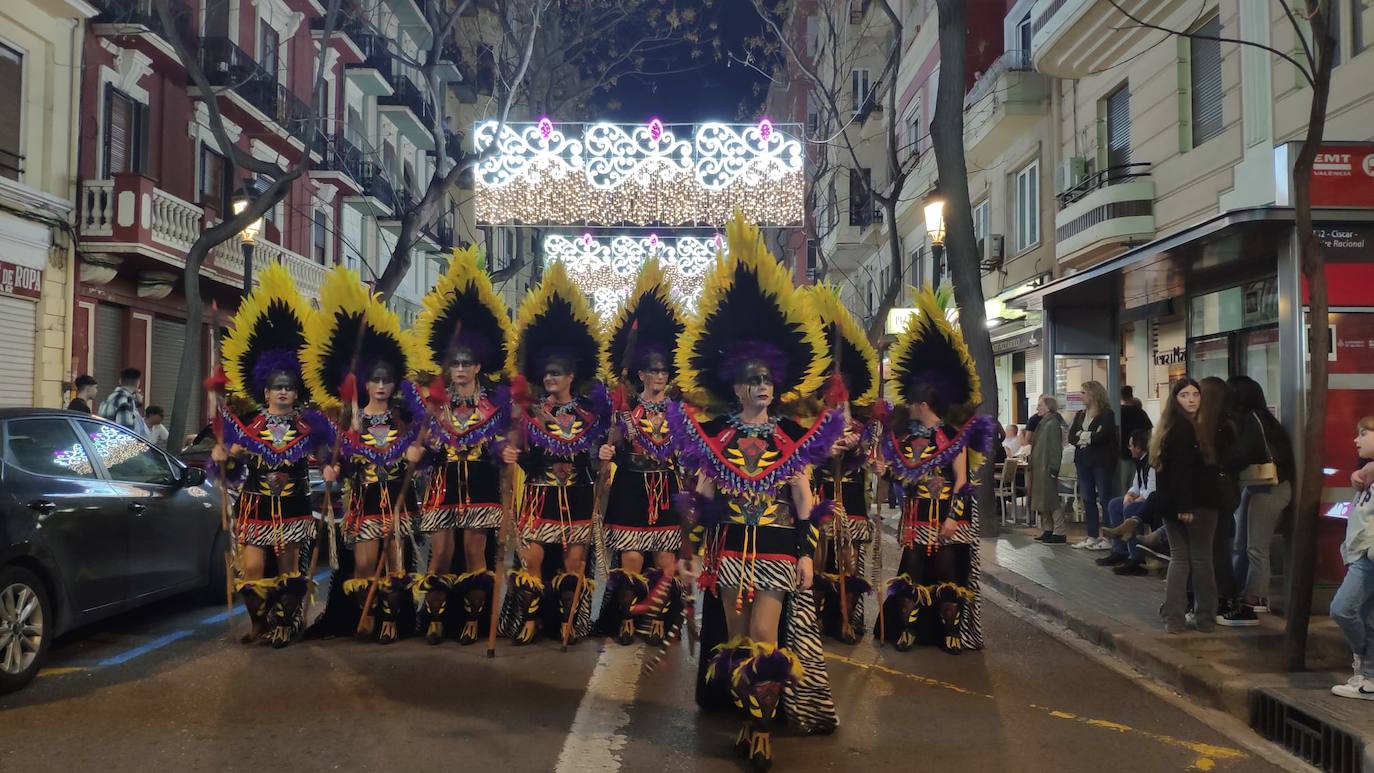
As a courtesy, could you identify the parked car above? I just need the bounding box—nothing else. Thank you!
[0,409,225,693]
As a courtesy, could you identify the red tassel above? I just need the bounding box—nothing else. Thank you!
[611,382,630,412]
[426,375,448,407]
[202,366,227,393]
[511,373,532,408]
[339,373,358,405]
[823,372,848,408]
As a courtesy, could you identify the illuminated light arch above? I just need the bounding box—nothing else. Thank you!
[542,233,728,317]
[474,120,804,226]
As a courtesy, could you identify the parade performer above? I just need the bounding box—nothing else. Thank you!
[303,266,427,644]
[411,247,513,645]
[674,215,842,770]
[212,262,335,648]
[799,284,884,645]
[879,287,994,654]
[594,259,687,647]
[498,262,610,646]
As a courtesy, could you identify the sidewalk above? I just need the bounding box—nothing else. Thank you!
[983,528,1374,770]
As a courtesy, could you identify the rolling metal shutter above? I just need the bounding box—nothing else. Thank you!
[0,296,36,407]
[93,303,125,401]
[1190,17,1224,146]
[150,317,202,430]
[1106,85,1131,173]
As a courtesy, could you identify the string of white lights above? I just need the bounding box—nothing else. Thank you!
[543,232,729,317]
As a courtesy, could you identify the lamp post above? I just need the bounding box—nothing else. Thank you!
[233,197,264,293]
[923,187,947,282]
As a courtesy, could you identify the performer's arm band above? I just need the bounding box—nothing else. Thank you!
[795,520,821,557]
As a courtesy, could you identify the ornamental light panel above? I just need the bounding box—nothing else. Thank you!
[543,232,727,317]
[475,119,804,226]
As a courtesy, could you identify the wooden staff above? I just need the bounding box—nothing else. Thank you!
[590,320,639,580]
[487,370,532,657]
[203,302,238,633]
[822,325,856,642]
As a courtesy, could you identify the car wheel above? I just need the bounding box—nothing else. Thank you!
[0,566,52,694]
[204,529,231,605]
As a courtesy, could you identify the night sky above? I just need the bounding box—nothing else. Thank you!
[596,1,772,124]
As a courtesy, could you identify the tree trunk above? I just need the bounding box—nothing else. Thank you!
[1284,1,1336,671]
[932,0,999,526]
[167,241,209,451]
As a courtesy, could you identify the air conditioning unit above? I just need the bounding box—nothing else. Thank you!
[979,234,1006,273]
[1056,156,1089,193]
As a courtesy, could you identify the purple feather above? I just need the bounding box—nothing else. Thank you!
[218,405,321,468]
[707,642,751,687]
[342,380,425,469]
[617,398,678,463]
[669,403,845,498]
[248,349,302,397]
[885,574,916,602]
[525,382,610,457]
[741,647,799,685]
[429,385,510,454]
[810,499,838,525]
[717,340,788,389]
[880,414,997,487]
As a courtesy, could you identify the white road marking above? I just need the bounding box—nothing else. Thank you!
[554,644,645,773]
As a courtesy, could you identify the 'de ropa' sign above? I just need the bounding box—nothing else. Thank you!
[0,260,43,300]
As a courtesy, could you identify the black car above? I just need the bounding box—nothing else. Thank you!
[0,409,226,693]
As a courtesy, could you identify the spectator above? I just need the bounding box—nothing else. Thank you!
[1201,376,1242,619]
[1098,429,1155,575]
[993,421,1009,465]
[1330,418,1374,700]
[1030,395,1068,544]
[99,367,150,438]
[1119,385,1153,491]
[1068,381,1118,550]
[145,406,170,449]
[1219,376,1295,626]
[1003,423,1022,458]
[67,374,98,414]
[1153,377,1222,634]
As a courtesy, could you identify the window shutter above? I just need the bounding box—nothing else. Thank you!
[1190,16,1224,147]
[1106,85,1131,172]
[107,89,133,176]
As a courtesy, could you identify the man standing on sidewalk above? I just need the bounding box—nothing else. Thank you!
[99,367,150,439]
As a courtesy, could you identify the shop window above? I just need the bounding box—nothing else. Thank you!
[0,43,20,181]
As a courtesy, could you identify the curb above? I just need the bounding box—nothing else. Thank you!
[981,562,1255,721]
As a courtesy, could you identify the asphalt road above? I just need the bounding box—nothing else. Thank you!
[0,570,1290,773]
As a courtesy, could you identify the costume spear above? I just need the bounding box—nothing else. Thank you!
[488,348,533,658]
[822,324,857,643]
[202,301,236,633]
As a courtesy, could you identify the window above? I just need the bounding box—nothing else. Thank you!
[849,167,872,226]
[1104,84,1132,173]
[973,198,989,251]
[1189,16,1224,147]
[78,421,178,485]
[314,211,328,264]
[259,20,279,80]
[906,106,921,156]
[199,144,229,215]
[1014,159,1039,252]
[1354,0,1365,55]
[851,68,870,114]
[104,87,148,177]
[1016,14,1032,57]
[909,246,924,286]
[5,418,96,479]
[1331,4,1343,66]
[0,44,21,181]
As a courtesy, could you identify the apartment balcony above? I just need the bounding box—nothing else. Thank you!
[311,14,375,64]
[311,132,366,193]
[344,33,396,97]
[77,174,325,297]
[343,163,398,218]
[379,75,437,149]
[210,239,327,299]
[386,0,433,39]
[820,207,885,275]
[1030,0,1190,77]
[963,50,1049,167]
[1054,163,1155,268]
[199,37,313,146]
[91,0,197,66]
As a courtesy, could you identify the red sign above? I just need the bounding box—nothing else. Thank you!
[0,260,42,300]
[1310,143,1374,208]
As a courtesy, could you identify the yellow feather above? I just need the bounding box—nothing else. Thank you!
[605,257,684,376]
[412,245,515,378]
[886,286,981,412]
[675,211,828,407]
[797,283,881,406]
[220,261,312,400]
[507,261,608,381]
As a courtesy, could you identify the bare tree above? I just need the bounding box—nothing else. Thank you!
[1099,0,1335,669]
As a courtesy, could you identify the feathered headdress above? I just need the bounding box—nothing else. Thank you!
[220,261,312,404]
[507,261,607,388]
[799,283,880,408]
[606,258,685,382]
[676,212,828,411]
[887,286,981,416]
[302,265,425,411]
[413,245,513,380]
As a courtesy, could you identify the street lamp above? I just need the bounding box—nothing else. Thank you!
[233,197,264,293]
[923,188,946,280]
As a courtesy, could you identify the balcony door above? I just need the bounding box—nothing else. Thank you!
[1104,84,1131,179]
[259,20,279,84]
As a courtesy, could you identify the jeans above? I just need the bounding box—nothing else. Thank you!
[1106,496,1150,558]
[1161,509,1219,628]
[1075,460,1112,538]
[1331,555,1374,680]
[1233,481,1293,601]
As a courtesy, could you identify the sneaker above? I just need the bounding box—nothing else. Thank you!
[1100,517,1141,540]
[1113,559,1148,576]
[1218,606,1259,627]
[1096,553,1128,567]
[1252,598,1270,613]
[1348,656,1365,687]
[1331,683,1374,701]
[1042,534,1067,544]
[1087,537,1113,551]
[1070,538,1095,549]
[1034,531,1052,542]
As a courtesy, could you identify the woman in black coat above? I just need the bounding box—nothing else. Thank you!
[1068,380,1118,549]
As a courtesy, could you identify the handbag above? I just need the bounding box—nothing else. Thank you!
[1239,412,1279,486]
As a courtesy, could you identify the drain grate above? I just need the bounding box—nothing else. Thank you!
[1252,690,1362,773]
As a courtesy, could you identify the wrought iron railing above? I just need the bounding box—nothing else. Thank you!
[965,49,1034,108]
[1057,162,1152,207]
[93,0,197,48]
[200,37,313,143]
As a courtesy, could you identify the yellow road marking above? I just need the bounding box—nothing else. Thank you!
[36,666,88,677]
[826,652,1248,767]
